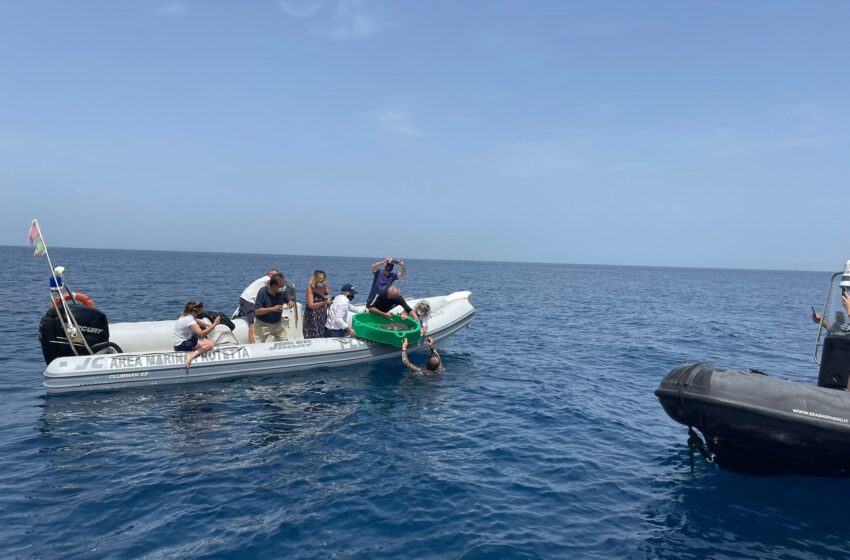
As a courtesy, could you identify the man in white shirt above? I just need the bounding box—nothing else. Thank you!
[325,283,359,337]
[239,268,280,343]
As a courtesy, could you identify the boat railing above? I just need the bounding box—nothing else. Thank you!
[814,271,842,365]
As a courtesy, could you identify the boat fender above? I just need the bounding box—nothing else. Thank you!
[53,292,95,308]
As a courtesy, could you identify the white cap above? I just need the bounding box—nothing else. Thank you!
[53,266,65,276]
[840,260,850,288]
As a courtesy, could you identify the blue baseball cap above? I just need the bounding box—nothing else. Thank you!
[340,283,357,294]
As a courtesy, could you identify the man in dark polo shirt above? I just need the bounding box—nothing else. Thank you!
[367,285,424,334]
[254,273,293,342]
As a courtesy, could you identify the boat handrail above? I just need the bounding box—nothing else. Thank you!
[814,271,842,365]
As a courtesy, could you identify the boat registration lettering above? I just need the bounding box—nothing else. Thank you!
[109,371,150,380]
[792,408,849,424]
[194,348,251,362]
[272,340,313,350]
[110,356,143,369]
[74,357,107,371]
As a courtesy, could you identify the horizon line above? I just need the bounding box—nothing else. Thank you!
[0,244,835,275]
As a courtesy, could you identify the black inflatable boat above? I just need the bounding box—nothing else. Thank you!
[657,262,850,475]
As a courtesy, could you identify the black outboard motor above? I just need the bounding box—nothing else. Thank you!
[39,303,112,365]
[818,332,850,389]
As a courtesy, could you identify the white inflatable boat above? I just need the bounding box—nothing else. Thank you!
[42,291,475,393]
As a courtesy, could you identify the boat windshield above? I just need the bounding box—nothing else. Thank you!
[814,271,848,363]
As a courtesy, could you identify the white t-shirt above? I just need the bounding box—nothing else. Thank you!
[240,276,271,303]
[173,314,198,346]
[326,294,357,331]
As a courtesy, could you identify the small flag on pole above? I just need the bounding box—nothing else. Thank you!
[28,220,39,245]
[28,219,46,257]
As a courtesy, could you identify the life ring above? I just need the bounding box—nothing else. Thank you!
[53,292,95,308]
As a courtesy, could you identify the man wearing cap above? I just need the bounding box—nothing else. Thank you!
[239,268,280,343]
[254,273,294,342]
[366,257,406,307]
[325,284,359,337]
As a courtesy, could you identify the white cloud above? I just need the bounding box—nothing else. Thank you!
[153,2,187,17]
[373,106,423,137]
[278,0,325,19]
[317,0,381,41]
[497,140,582,178]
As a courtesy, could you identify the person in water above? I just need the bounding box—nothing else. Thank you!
[368,285,423,334]
[304,270,332,339]
[239,268,280,343]
[173,300,220,367]
[401,337,442,374]
[254,273,294,342]
[367,257,406,306]
[325,283,359,337]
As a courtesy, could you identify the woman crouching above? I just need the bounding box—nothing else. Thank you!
[173,300,220,367]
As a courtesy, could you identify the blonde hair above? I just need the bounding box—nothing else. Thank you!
[415,300,431,318]
[308,270,327,289]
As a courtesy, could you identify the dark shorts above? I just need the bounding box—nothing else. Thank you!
[240,297,256,325]
[174,334,198,352]
[325,328,349,338]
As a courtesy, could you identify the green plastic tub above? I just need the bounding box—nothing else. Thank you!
[352,312,422,348]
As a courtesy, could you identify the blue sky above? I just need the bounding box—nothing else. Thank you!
[1,1,848,270]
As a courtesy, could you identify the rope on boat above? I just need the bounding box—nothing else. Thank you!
[687,427,715,464]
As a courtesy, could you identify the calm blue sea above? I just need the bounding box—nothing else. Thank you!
[1,245,848,559]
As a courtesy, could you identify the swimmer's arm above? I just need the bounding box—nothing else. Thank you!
[401,339,422,373]
[401,348,423,373]
[427,337,440,361]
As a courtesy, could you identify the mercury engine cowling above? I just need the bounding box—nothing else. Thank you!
[39,304,114,365]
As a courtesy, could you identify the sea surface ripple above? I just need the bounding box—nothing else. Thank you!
[1,246,849,559]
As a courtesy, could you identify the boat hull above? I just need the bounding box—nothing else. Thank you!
[656,363,850,475]
[44,293,474,393]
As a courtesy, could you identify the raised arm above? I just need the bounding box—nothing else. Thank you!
[401,339,423,373]
[427,337,441,362]
[396,259,407,280]
[813,311,830,330]
[371,257,390,273]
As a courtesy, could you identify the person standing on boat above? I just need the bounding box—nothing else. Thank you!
[239,268,280,343]
[325,284,358,337]
[366,257,406,307]
[173,301,220,367]
[414,300,432,334]
[401,337,443,374]
[368,285,424,334]
[254,273,294,342]
[304,270,332,338]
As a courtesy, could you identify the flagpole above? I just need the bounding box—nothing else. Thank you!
[32,219,94,356]
[33,219,61,289]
